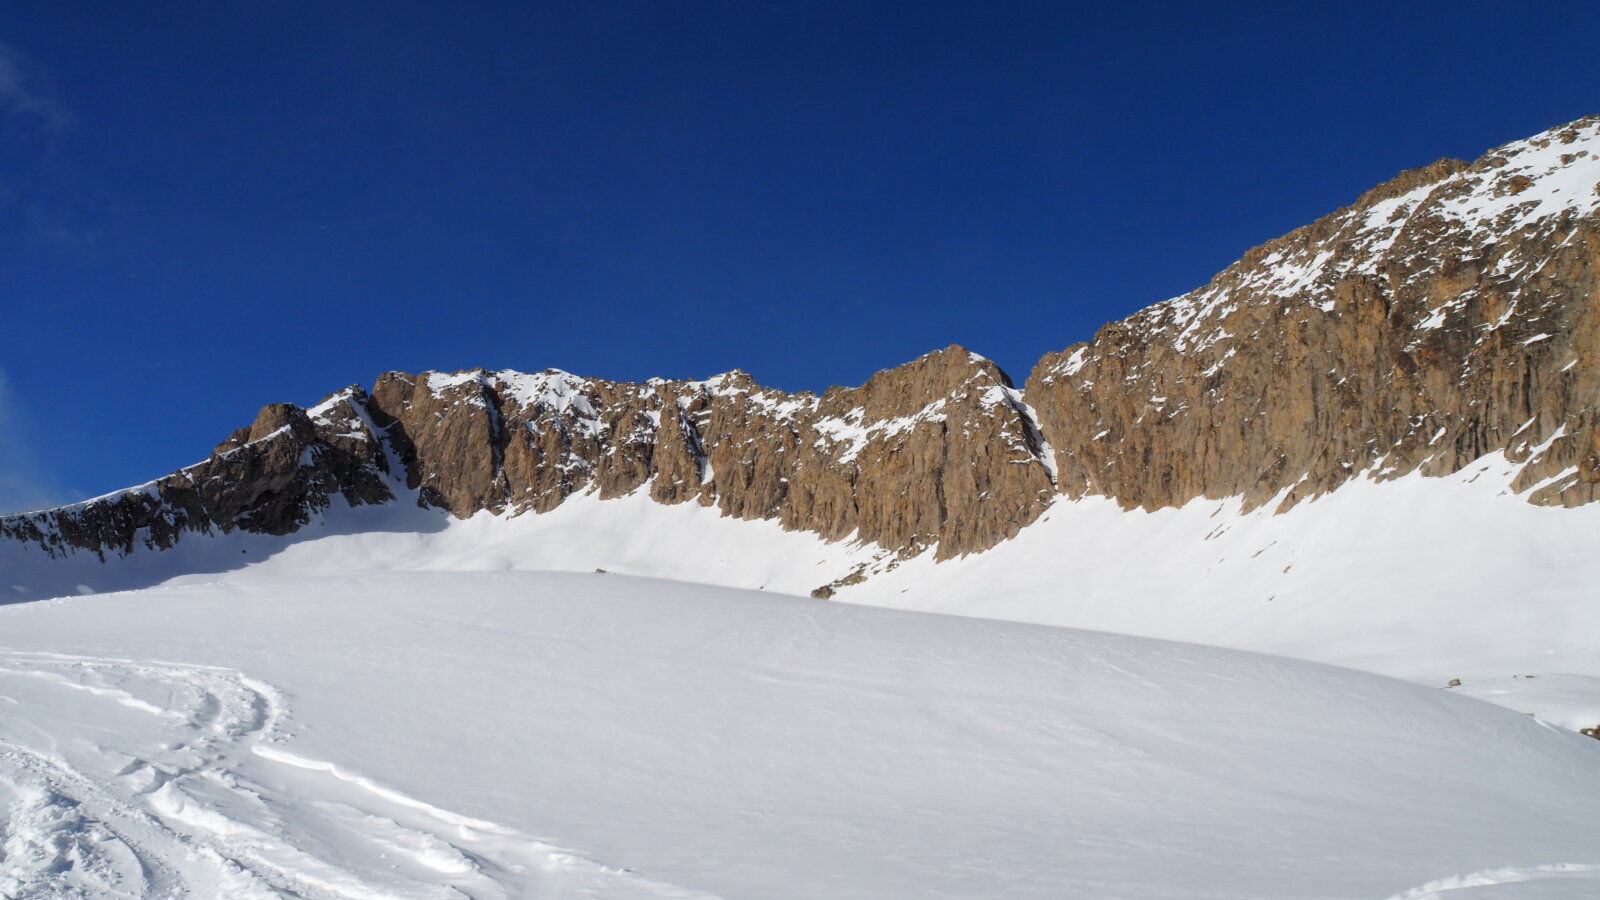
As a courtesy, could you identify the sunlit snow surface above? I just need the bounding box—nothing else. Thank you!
[3,459,1600,896]
[0,574,1597,899]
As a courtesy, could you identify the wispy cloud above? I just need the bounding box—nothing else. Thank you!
[0,41,74,135]
[0,367,77,515]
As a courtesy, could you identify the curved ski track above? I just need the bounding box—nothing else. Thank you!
[1383,863,1600,900]
[0,651,715,900]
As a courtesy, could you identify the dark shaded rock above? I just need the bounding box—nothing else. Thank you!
[1,387,395,559]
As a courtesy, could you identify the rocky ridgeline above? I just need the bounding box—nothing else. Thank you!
[362,349,1053,560]
[1028,114,1600,513]
[5,116,1599,566]
[2,347,1054,563]
[0,391,397,560]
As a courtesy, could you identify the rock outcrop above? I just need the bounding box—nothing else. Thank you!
[1027,115,1600,513]
[359,345,1054,560]
[3,346,1055,563]
[5,115,1599,568]
[1,387,396,560]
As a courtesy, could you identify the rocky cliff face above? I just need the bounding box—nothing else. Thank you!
[2,346,1054,564]
[1027,114,1600,513]
[6,115,1599,570]
[0,389,397,561]
[350,345,1053,561]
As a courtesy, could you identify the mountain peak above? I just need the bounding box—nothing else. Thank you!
[6,115,1600,582]
[1028,113,1600,512]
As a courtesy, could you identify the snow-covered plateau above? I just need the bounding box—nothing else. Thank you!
[1,454,1598,898]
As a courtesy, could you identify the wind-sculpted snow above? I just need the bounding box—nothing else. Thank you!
[0,650,716,899]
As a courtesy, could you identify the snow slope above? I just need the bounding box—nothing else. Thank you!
[4,439,1600,896]
[8,446,1595,728]
[1,572,1597,899]
[0,486,878,604]
[850,452,1600,685]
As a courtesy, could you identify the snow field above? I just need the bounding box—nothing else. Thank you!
[6,451,1600,731]
[3,443,1600,896]
[0,647,716,899]
[0,573,1597,898]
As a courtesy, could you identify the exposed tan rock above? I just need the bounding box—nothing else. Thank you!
[358,345,1055,561]
[1028,114,1600,514]
[7,115,1600,572]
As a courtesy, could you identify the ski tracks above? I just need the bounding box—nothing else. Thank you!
[0,651,715,900]
[1384,862,1600,899]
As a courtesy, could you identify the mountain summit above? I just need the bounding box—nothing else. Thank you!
[6,115,1600,575]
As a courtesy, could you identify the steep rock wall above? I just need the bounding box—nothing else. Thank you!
[6,116,1600,570]
[1028,116,1600,512]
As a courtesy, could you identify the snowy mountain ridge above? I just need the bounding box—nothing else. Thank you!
[8,117,1600,586]
[1027,114,1600,513]
[3,118,1600,900]
[0,111,1582,736]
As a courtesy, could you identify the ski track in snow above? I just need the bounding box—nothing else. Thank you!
[0,651,714,900]
[1385,863,1600,899]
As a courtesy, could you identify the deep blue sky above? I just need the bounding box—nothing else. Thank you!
[2,2,1597,511]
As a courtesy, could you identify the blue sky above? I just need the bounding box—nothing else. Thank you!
[2,2,1598,511]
